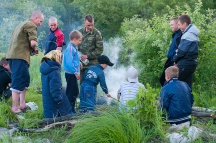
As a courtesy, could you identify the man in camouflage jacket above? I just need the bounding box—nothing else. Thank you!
[78,15,104,83]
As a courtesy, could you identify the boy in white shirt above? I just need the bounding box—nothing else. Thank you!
[117,66,145,107]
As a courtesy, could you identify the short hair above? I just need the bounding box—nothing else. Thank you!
[0,57,8,66]
[170,17,178,24]
[165,66,179,78]
[31,10,44,19]
[84,15,94,23]
[178,14,191,25]
[49,16,57,23]
[69,30,82,40]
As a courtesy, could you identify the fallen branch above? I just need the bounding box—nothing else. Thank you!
[37,112,100,127]
[19,119,81,133]
[191,111,216,119]
[192,107,216,113]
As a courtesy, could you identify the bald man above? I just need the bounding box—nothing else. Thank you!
[6,10,44,113]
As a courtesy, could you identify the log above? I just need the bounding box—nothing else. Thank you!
[19,120,81,133]
[37,112,100,127]
[191,111,216,119]
[192,107,216,113]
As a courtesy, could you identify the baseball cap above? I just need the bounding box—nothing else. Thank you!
[98,55,114,66]
[127,66,138,82]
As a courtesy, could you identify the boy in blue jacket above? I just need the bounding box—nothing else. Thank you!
[160,66,193,125]
[63,30,82,113]
[79,55,113,112]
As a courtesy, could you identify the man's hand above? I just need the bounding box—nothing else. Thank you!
[106,94,111,97]
[81,55,88,61]
[56,47,62,51]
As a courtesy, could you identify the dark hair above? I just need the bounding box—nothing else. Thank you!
[84,15,94,23]
[0,57,8,66]
[178,14,191,25]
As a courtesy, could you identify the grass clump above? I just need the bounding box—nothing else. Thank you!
[68,109,143,143]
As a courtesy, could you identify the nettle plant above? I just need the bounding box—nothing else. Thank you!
[126,84,165,139]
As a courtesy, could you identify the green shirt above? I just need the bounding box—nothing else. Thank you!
[78,27,103,67]
[6,19,37,64]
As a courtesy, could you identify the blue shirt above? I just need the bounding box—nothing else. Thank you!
[63,42,80,75]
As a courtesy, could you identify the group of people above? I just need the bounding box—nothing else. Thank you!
[0,9,199,124]
[159,14,200,125]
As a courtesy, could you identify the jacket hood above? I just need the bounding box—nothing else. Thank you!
[0,66,8,72]
[40,60,60,75]
[186,24,200,37]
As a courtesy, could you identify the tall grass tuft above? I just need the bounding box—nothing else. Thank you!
[68,109,143,143]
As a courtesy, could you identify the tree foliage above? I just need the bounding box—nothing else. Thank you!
[120,0,216,89]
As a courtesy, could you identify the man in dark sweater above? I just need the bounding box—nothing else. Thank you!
[0,57,11,100]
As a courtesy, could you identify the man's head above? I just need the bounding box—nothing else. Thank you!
[84,15,94,32]
[98,55,114,69]
[178,14,191,32]
[127,66,138,82]
[169,17,179,32]
[165,66,179,81]
[30,10,44,27]
[0,57,10,71]
[49,16,58,31]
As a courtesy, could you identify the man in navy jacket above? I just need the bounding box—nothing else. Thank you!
[160,66,193,124]
[160,17,182,86]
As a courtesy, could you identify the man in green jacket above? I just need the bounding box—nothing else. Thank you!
[78,15,104,84]
[6,10,44,113]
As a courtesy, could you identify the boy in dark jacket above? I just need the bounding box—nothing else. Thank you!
[45,16,64,55]
[0,57,11,100]
[160,66,193,124]
[79,55,113,112]
[40,50,72,118]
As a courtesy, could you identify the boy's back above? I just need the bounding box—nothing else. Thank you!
[118,82,144,106]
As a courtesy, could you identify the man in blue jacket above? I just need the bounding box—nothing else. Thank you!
[160,66,193,124]
[174,14,200,88]
[79,55,113,112]
[160,17,182,86]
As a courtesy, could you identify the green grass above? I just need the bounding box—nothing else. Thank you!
[1,52,216,142]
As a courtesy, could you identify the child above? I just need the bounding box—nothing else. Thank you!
[45,16,65,54]
[63,30,82,113]
[160,66,193,124]
[40,50,72,118]
[79,55,113,112]
[117,66,145,108]
[0,57,12,100]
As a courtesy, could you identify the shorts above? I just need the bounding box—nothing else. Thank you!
[8,59,30,93]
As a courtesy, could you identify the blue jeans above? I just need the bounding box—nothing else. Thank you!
[79,82,97,111]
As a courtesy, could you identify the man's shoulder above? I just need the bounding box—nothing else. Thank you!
[23,19,37,28]
[55,28,64,36]
[93,28,102,35]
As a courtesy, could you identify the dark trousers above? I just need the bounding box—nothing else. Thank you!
[0,88,12,101]
[65,73,79,113]
[178,65,196,89]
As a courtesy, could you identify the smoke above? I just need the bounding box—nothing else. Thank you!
[101,37,128,99]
